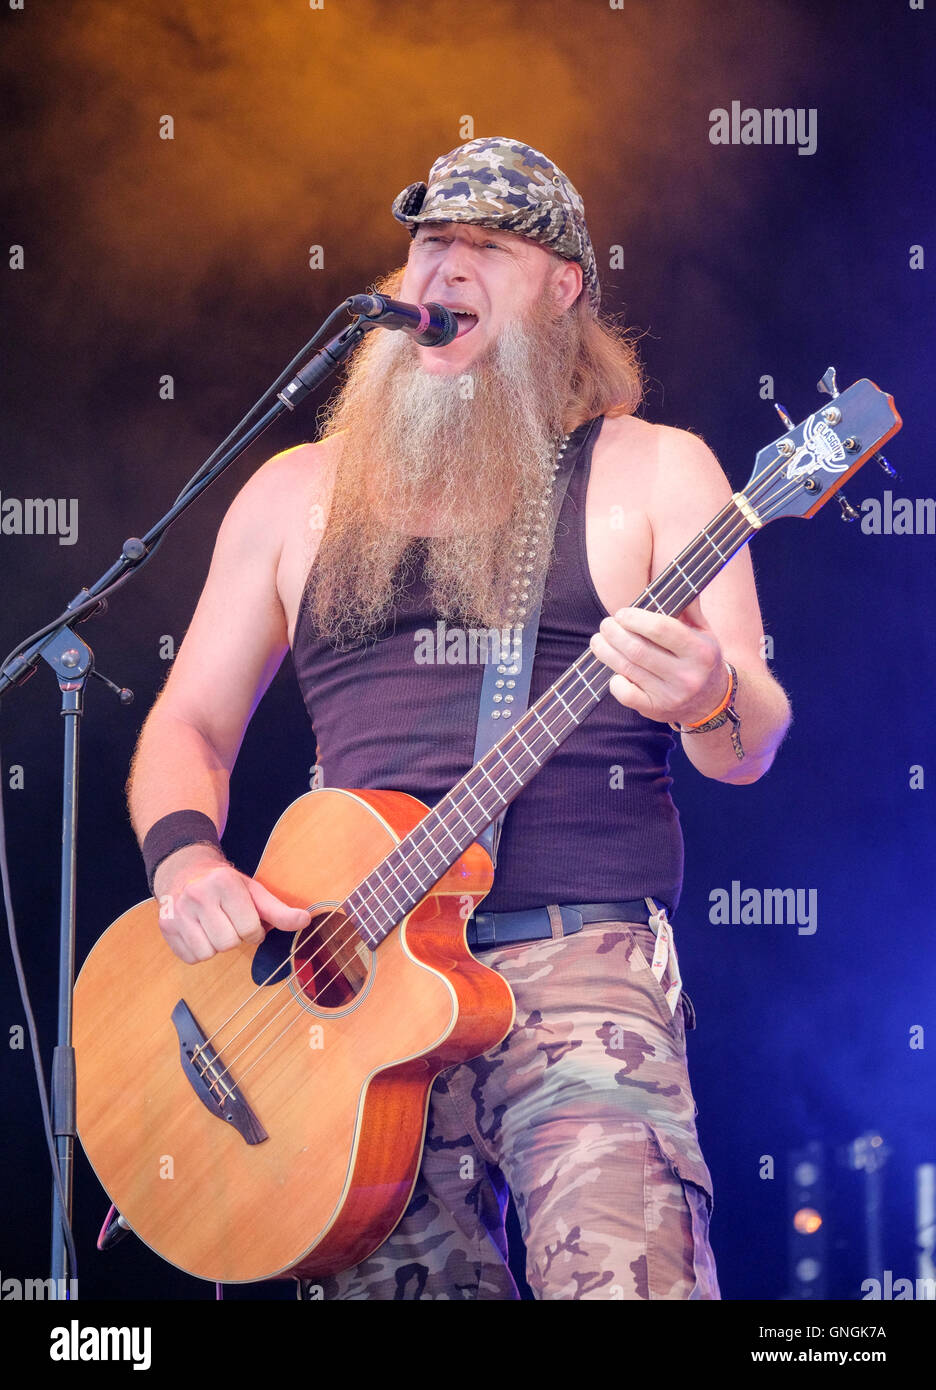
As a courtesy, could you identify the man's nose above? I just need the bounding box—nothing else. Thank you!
[438,239,475,283]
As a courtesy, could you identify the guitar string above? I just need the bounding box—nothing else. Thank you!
[193,462,807,1088]
[245,453,807,1004]
[191,459,813,1093]
[193,461,810,1086]
[187,483,759,1069]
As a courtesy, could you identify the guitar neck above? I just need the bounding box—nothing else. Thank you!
[344,492,759,947]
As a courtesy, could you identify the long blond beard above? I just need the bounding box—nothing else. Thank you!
[302,268,580,648]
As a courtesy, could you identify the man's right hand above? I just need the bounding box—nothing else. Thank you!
[152,844,313,965]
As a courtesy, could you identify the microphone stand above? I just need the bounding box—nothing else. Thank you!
[0,305,376,1297]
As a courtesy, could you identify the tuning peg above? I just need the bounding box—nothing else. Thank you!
[817,366,839,399]
[774,402,796,430]
[837,493,859,522]
[875,452,898,480]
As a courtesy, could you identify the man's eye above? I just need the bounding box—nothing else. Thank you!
[418,235,502,249]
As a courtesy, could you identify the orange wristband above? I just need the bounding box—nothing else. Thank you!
[685,662,734,729]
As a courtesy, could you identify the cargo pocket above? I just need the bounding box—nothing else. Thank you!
[645,1123,719,1301]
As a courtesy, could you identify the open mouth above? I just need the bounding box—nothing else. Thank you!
[449,309,479,338]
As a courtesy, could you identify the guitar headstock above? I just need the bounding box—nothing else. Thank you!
[743,372,902,524]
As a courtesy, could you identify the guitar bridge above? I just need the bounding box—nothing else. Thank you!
[171,999,268,1146]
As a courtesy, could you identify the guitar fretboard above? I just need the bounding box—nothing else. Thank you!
[343,497,758,947]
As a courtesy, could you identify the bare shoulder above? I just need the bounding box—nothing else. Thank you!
[249,436,343,644]
[652,425,736,528]
[593,411,661,457]
[590,413,659,492]
[230,436,336,521]
[597,414,725,486]
[210,438,337,579]
[593,417,737,588]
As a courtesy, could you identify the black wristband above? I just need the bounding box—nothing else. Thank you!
[142,810,222,896]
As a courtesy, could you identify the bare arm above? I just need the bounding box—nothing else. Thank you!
[128,446,319,958]
[590,427,791,785]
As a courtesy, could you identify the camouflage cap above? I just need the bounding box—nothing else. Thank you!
[391,136,600,313]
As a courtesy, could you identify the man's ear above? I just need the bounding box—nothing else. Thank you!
[549,257,583,312]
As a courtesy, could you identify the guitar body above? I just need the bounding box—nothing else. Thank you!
[73,787,513,1284]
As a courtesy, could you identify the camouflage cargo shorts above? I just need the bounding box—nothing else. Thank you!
[298,911,719,1300]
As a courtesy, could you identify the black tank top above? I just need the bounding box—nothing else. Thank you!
[290,415,683,913]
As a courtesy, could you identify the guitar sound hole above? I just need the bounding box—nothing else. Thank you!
[291,910,372,1010]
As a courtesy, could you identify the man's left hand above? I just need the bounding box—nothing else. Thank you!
[589,599,729,727]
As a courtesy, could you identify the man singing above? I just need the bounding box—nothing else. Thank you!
[129,137,791,1299]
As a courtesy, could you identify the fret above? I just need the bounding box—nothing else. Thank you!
[553,689,579,722]
[406,832,438,875]
[462,778,493,817]
[351,901,384,941]
[351,885,378,915]
[528,708,560,747]
[381,881,419,923]
[357,923,381,951]
[364,872,406,917]
[641,567,684,618]
[374,849,414,891]
[554,671,591,712]
[574,665,604,700]
[703,528,727,562]
[449,802,476,836]
[477,764,500,793]
[375,875,407,912]
[637,503,758,621]
[491,746,525,786]
[363,910,390,941]
[436,819,462,852]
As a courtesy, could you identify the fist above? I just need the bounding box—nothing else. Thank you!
[154,845,312,965]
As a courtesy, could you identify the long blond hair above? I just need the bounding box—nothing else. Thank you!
[562,293,644,431]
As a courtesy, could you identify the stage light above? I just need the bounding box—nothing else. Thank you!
[793,1207,823,1235]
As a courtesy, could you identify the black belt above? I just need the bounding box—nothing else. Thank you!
[465,898,670,950]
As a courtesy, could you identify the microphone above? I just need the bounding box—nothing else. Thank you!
[346,293,458,347]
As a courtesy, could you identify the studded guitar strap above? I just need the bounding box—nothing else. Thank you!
[473,416,599,867]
